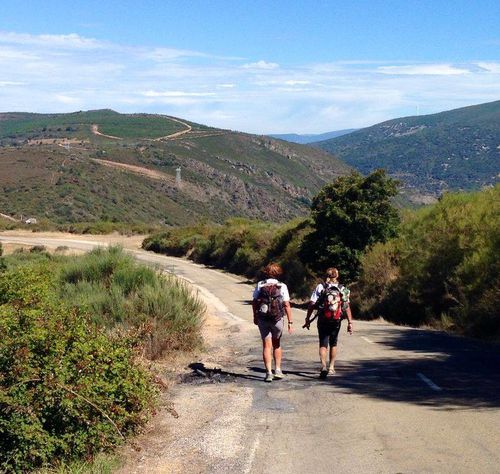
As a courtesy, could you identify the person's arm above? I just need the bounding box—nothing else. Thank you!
[284,301,293,333]
[303,302,317,329]
[345,305,353,334]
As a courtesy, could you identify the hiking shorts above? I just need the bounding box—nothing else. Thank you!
[258,317,284,340]
[318,320,342,348]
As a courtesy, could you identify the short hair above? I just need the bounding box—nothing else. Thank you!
[263,263,283,279]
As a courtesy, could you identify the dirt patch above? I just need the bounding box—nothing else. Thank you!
[0,230,146,250]
[116,294,252,473]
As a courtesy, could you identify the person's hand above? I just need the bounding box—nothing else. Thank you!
[303,318,311,330]
[288,322,294,334]
[347,321,353,334]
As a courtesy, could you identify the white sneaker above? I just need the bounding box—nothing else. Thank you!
[264,372,273,382]
[274,369,284,379]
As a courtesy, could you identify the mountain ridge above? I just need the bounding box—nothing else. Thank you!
[270,129,357,144]
[314,100,500,202]
[0,109,351,225]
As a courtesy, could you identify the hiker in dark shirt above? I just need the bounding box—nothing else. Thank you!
[304,267,353,379]
[252,263,293,382]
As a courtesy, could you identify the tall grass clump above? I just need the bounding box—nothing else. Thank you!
[356,185,500,339]
[59,246,205,357]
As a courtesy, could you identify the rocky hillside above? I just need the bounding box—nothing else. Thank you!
[0,110,350,225]
[315,100,500,203]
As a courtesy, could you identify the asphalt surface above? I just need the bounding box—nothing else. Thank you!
[1,235,499,474]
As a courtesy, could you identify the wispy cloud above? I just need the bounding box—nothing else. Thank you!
[0,31,105,49]
[0,31,498,133]
[378,64,471,76]
[242,60,279,70]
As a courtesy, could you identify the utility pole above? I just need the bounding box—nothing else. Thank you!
[176,167,182,187]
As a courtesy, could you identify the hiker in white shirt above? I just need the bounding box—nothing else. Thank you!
[252,263,293,382]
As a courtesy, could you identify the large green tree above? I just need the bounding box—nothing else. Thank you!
[300,169,399,281]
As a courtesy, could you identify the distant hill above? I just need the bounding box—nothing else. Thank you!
[315,100,500,203]
[270,129,357,144]
[0,110,351,225]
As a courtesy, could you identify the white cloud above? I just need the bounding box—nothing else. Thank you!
[142,47,208,62]
[378,64,470,76]
[142,90,216,98]
[54,94,80,104]
[0,80,26,87]
[242,60,279,69]
[0,31,104,49]
[284,80,310,86]
[0,30,498,133]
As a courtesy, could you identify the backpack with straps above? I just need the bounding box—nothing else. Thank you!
[257,283,285,322]
[315,283,349,321]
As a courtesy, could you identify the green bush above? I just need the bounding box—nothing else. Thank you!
[0,264,154,472]
[300,170,400,282]
[357,185,500,339]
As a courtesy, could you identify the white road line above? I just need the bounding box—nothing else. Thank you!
[417,372,442,391]
[361,336,375,344]
[242,432,261,474]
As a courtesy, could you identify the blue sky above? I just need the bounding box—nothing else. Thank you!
[1,0,499,133]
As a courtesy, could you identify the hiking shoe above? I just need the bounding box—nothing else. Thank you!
[327,368,336,376]
[319,369,328,380]
[264,372,273,383]
[274,369,284,380]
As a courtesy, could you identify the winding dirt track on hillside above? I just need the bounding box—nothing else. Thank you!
[90,158,179,184]
[90,116,192,141]
[153,116,192,141]
[91,124,123,140]
[89,158,207,201]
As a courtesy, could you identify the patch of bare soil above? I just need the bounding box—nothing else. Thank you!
[91,124,123,140]
[0,230,146,250]
[116,297,255,474]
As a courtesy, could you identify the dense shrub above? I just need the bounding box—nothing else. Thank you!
[0,263,154,472]
[357,185,500,339]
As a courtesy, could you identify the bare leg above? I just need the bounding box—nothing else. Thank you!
[272,337,282,371]
[262,337,273,373]
[319,346,328,370]
[329,346,337,371]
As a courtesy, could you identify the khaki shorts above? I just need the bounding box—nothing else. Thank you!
[257,317,284,340]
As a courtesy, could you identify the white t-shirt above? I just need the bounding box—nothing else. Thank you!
[252,278,290,302]
[310,282,350,304]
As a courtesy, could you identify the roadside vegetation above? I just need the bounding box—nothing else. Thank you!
[356,184,499,340]
[0,246,204,472]
[143,170,399,298]
[143,173,499,340]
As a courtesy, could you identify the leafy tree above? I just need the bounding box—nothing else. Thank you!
[300,170,400,281]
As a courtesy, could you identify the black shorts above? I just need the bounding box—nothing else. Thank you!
[317,319,342,348]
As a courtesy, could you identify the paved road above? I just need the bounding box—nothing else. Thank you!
[1,235,499,473]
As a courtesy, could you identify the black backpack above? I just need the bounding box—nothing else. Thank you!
[257,283,285,322]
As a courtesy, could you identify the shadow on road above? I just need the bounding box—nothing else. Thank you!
[328,328,500,410]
